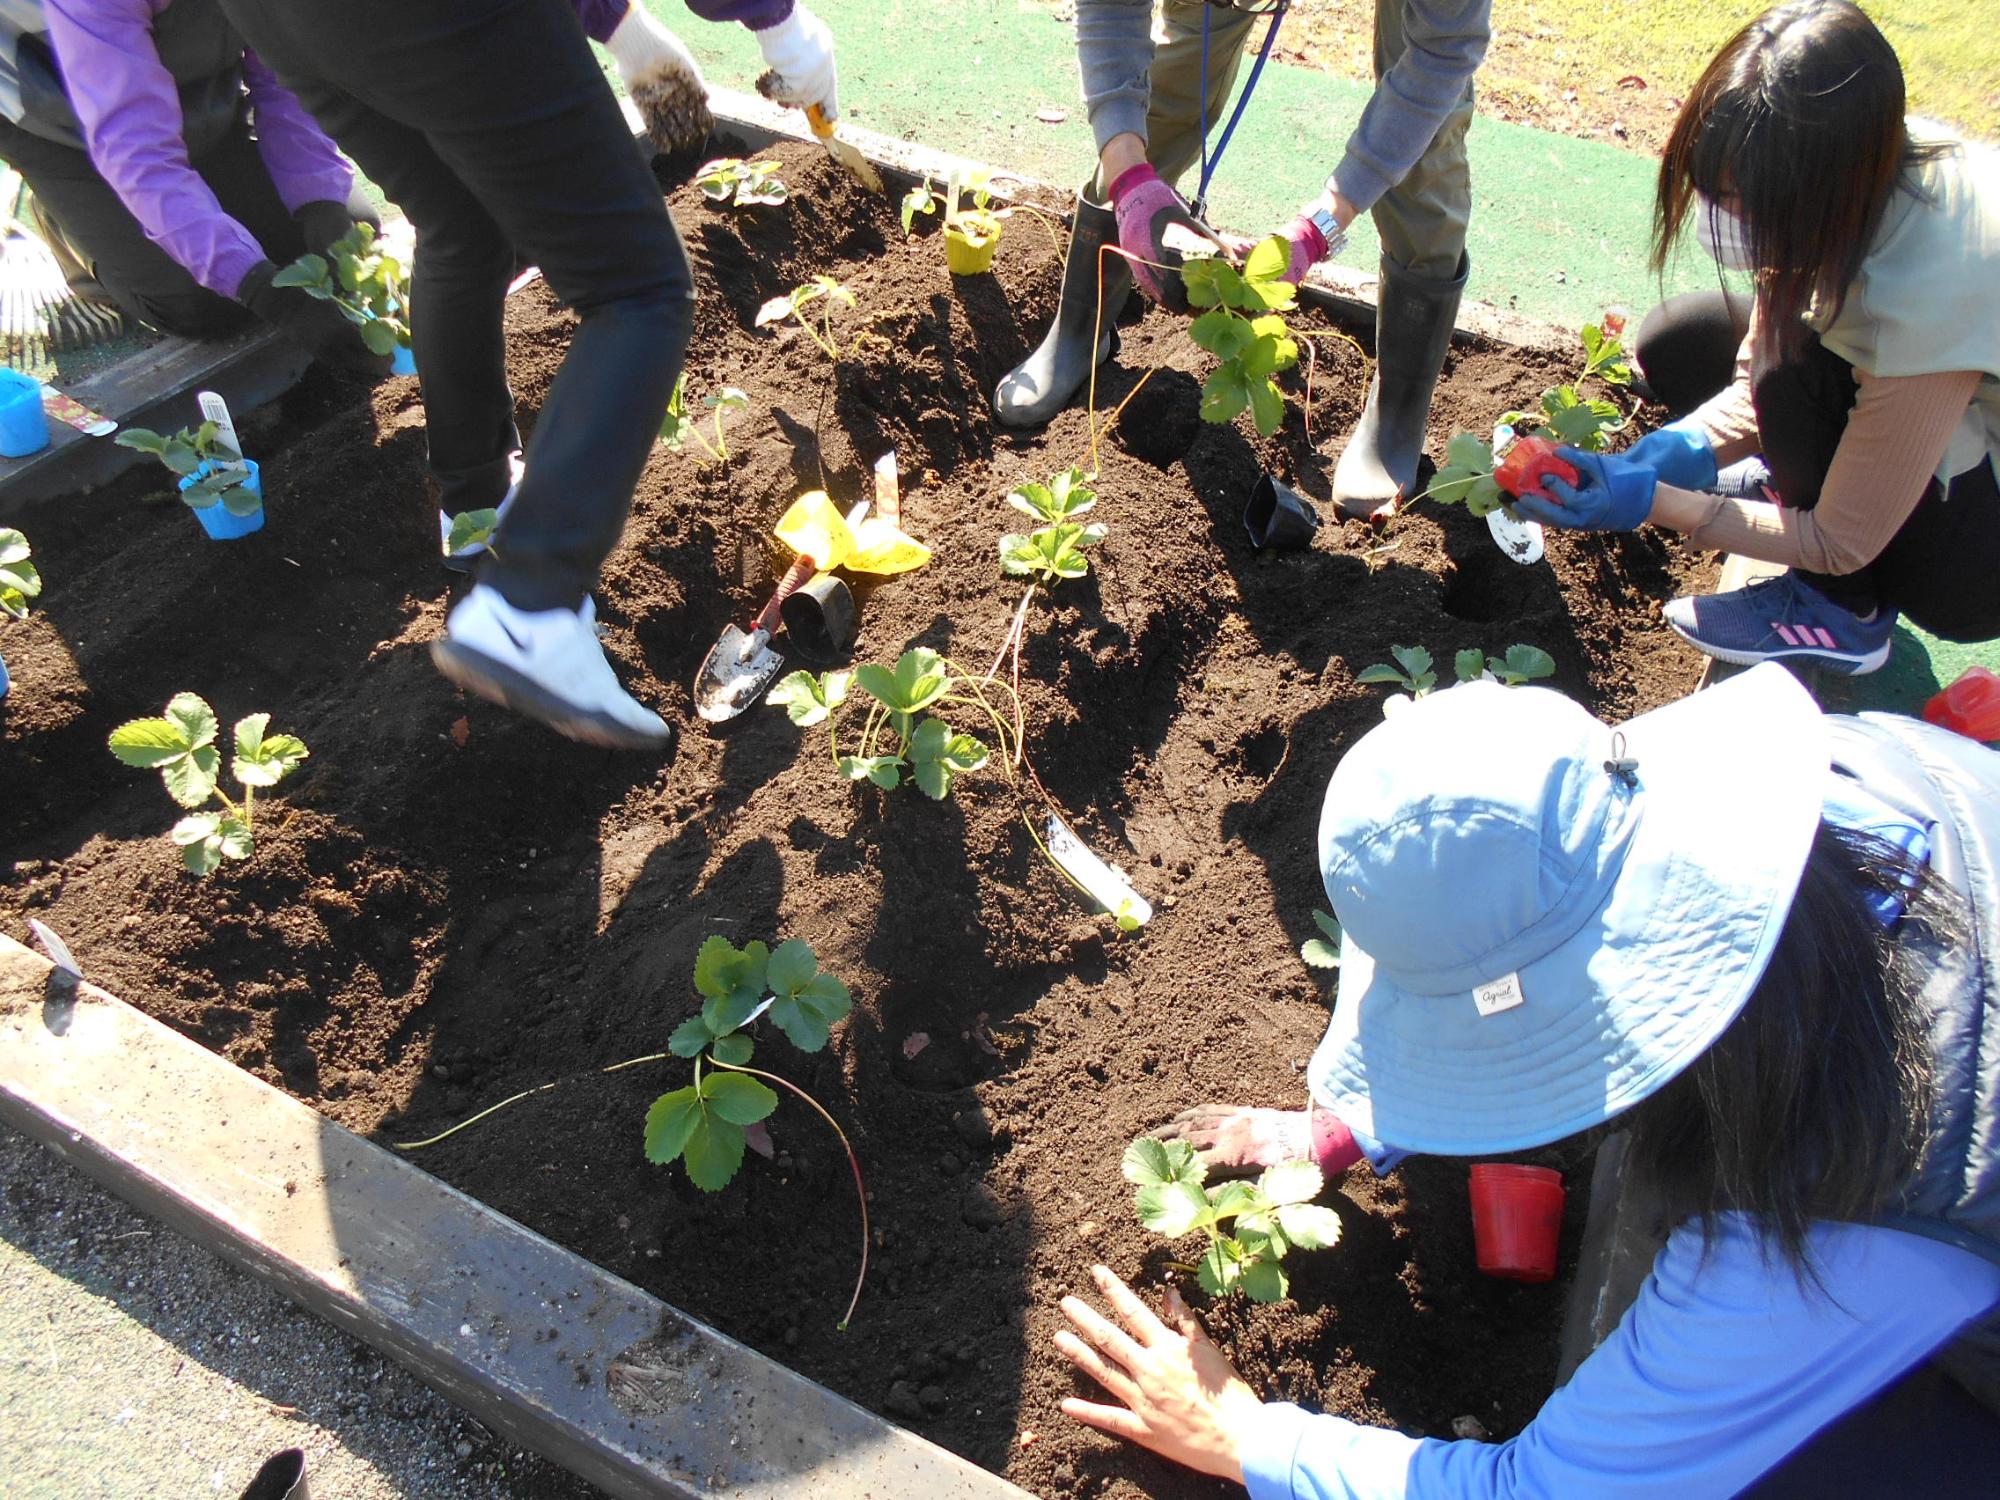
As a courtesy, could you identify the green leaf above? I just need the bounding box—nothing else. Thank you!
[1462,473,1507,518]
[1045,467,1095,519]
[163,745,221,809]
[1240,328,1298,379]
[1501,643,1556,683]
[1301,938,1341,969]
[767,669,848,727]
[644,1086,703,1164]
[705,387,750,414]
[765,937,818,997]
[693,934,747,1001]
[1135,1178,1212,1238]
[799,972,851,1022]
[701,1070,779,1125]
[1258,1160,1324,1208]
[1006,480,1056,521]
[997,532,1039,577]
[1179,256,1229,310]
[446,509,498,555]
[234,717,307,788]
[108,717,192,769]
[668,1015,714,1057]
[765,996,830,1052]
[1312,909,1341,943]
[360,318,400,356]
[165,693,217,749]
[1276,1203,1343,1250]
[1354,663,1412,687]
[838,753,904,790]
[711,1033,755,1066]
[1243,233,1291,285]
[113,428,168,456]
[682,1112,748,1190]
[891,648,948,712]
[1443,432,1495,472]
[1122,1135,1200,1187]
[1200,365,1251,426]
[217,815,253,861]
[268,254,328,291]
[1195,1238,1239,1297]
[1189,309,1251,361]
[1239,1254,1290,1304]
[1207,1179,1262,1220]
[1455,647,1488,683]
[1548,401,1609,446]
[1247,376,1286,437]
[1389,646,1434,684]
[171,812,220,847]
[220,480,264,518]
[180,833,224,876]
[702,983,765,1036]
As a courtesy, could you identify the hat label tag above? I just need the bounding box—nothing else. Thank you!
[1473,971,1526,1018]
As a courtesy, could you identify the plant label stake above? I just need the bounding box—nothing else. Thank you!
[1046,814,1152,930]
[694,553,818,723]
[196,390,246,473]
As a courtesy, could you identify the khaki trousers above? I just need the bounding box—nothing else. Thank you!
[1087,0,1472,279]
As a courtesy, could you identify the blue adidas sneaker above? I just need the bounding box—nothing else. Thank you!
[1663,571,1894,676]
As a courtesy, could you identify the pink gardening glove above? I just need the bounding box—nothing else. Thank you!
[1108,163,1221,312]
[1151,1104,1363,1181]
[1280,213,1329,285]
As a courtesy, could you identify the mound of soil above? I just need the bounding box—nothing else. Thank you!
[1,138,1713,1498]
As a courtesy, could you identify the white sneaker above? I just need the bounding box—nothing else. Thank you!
[430,584,670,749]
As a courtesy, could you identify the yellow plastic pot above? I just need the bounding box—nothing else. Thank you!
[944,225,1001,276]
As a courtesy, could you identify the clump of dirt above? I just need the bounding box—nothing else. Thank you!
[1,137,1713,1498]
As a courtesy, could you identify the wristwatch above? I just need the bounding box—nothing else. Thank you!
[1306,202,1348,261]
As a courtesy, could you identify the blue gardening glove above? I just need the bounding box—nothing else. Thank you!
[1624,420,1719,492]
[1512,448,1657,532]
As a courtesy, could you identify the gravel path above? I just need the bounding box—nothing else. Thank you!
[0,1124,603,1500]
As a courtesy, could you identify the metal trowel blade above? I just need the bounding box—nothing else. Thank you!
[694,624,785,723]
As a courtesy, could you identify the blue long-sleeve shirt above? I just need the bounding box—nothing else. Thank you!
[1242,1215,2000,1499]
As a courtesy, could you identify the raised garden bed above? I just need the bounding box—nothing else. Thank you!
[1,137,1712,1499]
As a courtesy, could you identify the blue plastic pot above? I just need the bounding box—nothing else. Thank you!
[0,368,49,458]
[390,343,416,376]
[0,652,10,700]
[180,458,266,540]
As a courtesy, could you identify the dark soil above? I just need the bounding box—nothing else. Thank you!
[1,138,1713,1498]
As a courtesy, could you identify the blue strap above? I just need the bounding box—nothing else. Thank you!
[1193,2,1289,219]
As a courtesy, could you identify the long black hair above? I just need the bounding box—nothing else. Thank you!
[1652,0,1951,358]
[1620,821,1953,1275]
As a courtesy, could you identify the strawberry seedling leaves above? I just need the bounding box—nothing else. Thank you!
[768,669,850,726]
[701,1070,779,1126]
[838,753,905,790]
[668,1014,715,1058]
[1122,1135,1204,1188]
[1301,908,1342,969]
[233,713,308,788]
[644,1086,704,1164]
[855,647,949,716]
[0,528,41,619]
[908,718,989,800]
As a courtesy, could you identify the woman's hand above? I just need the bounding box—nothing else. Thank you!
[1055,1264,1265,1483]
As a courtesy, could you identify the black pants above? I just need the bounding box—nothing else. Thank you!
[0,108,372,339]
[215,0,694,612]
[1739,1360,2000,1496]
[1635,290,2000,642]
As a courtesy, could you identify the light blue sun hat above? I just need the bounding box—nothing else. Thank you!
[1307,662,1828,1156]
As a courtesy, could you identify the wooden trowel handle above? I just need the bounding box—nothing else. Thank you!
[753,555,818,635]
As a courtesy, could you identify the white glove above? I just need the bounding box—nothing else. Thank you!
[753,4,838,120]
[607,2,712,153]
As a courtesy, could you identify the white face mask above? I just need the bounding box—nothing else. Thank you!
[1696,194,1757,270]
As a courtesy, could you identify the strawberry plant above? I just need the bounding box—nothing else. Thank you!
[1181,236,1300,438]
[113,422,259,514]
[998,466,1105,584]
[1355,645,1437,698]
[269,222,410,357]
[445,508,499,557]
[0,528,40,619]
[1123,1136,1341,1302]
[772,647,996,798]
[1425,320,1631,516]
[659,372,749,463]
[107,693,308,875]
[695,156,788,210]
[1300,909,1341,970]
[901,167,1057,274]
[1455,643,1556,687]
[755,275,856,361]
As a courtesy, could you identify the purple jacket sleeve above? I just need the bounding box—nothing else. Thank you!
[43,0,264,297]
[239,49,352,215]
[572,1,795,41]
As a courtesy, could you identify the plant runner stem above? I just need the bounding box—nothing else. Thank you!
[708,1057,870,1331]
[393,1051,669,1151]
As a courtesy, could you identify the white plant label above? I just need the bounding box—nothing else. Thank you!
[196,390,245,468]
[1487,506,1545,566]
[1046,815,1151,928]
[873,449,900,526]
[1473,971,1526,1018]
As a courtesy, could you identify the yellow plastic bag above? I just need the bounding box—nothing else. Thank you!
[774,490,854,569]
[847,517,930,574]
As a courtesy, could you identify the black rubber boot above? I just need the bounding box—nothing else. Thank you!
[993,196,1132,429]
[1334,254,1468,519]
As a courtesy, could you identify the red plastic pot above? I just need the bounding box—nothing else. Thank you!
[1923,667,2000,743]
[1468,1163,1565,1282]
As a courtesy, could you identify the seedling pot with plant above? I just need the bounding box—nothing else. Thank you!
[1468,1163,1564,1282]
[389,343,416,377]
[1244,473,1320,549]
[944,225,1000,276]
[0,368,49,457]
[180,459,265,540]
[780,572,857,662]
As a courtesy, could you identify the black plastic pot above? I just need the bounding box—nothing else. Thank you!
[779,573,858,662]
[238,1448,309,1500]
[1244,474,1320,549]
